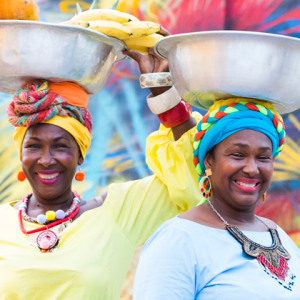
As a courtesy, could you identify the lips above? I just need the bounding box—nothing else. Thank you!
[36,171,62,185]
[38,173,60,180]
[233,178,260,192]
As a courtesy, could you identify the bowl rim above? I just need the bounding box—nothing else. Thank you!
[0,20,128,62]
[154,30,300,60]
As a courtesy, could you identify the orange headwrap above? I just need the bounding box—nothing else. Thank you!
[49,82,89,108]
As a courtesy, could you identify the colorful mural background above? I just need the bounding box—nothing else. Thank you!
[1,0,300,299]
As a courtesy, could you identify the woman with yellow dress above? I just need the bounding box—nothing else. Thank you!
[0,47,202,299]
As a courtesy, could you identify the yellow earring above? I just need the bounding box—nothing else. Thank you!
[262,192,267,203]
[199,169,212,199]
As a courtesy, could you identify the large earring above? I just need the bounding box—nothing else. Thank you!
[199,169,212,199]
[262,192,267,203]
[75,168,85,181]
[17,169,26,182]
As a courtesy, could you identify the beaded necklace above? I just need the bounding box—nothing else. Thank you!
[18,191,81,253]
[20,192,80,224]
[207,198,295,291]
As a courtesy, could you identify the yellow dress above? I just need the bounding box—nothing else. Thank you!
[0,113,202,300]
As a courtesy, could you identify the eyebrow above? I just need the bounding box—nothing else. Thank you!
[28,137,71,142]
[230,143,271,151]
[54,137,71,142]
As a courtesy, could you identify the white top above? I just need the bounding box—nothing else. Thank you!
[133,216,300,300]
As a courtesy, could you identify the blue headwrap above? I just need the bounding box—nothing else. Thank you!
[197,110,279,175]
[193,99,286,179]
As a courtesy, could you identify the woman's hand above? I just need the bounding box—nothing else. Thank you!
[123,27,171,96]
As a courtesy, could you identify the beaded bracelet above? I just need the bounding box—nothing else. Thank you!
[158,100,192,128]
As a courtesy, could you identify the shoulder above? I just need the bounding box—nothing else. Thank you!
[259,217,277,230]
[144,217,198,251]
[76,194,106,218]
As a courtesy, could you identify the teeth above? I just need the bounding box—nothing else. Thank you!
[38,173,59,180]
[236,181,256,188]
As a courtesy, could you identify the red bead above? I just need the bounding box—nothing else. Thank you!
[158,100,192,128]
[17,171,26,182]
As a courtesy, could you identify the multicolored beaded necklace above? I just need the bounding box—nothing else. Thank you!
[207,198,295,291]
[18,191,81,253]
[20,192,80,224]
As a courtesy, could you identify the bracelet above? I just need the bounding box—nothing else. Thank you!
[140,72,173,89]
[158,100,192,128]
[147,86,181,114]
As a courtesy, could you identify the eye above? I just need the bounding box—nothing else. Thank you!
[54,143,69,148]
[259,155,272,160]
[25,144,40,149]
[231,153,243,158]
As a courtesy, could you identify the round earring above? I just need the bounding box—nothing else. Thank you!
[75,168,85,181]
[262,192,267,203]
[199,169,212,199]
[17,169,26,182]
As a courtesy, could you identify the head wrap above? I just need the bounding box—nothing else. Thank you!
[6,80,92,159]
[193,98,286,180]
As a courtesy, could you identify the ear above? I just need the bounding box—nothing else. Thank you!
[204,152,214,171]
[78,155,84,166]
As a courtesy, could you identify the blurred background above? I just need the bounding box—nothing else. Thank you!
[1,0,300,299]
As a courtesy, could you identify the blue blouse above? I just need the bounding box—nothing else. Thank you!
[133,216,300,300]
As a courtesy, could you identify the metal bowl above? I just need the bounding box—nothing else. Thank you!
[0,20,127,95]
[155,31,300,114]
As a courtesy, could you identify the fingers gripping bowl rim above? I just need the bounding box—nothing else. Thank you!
[154,31,300,114]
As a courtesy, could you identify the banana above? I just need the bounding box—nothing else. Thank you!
[60,20,89,28]
[123,21,161,38]
[124,33,164,48]
[127,45,149,55]
[72,9,139,23]
[89,20,132,40]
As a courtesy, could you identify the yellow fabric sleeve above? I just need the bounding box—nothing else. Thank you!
[146,111,202,206]
[104,112,202,247]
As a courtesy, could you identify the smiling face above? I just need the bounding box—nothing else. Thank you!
[21,124,83,200]
[204,129,273,209]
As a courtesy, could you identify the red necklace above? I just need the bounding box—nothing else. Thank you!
[18,192,81,252]
[18,192,81,235]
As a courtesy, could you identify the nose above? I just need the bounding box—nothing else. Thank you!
[242,157,259,177]
[37,148,55,167]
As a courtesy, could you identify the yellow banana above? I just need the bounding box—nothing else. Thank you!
[72,9,139,23]
[60,20,90,28]
[123,21,161,38]
[89,20,132,40]
[127,45,149,55]
[124,33,164,48]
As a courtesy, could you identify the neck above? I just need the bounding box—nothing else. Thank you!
[27,189,74,216]
[208,194,257,227]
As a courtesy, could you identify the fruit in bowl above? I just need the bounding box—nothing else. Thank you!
[0,0,40,21]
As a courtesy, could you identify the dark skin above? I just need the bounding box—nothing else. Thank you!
[13,124,97,220]
[13,30,196,218]
[180,130,277,232]
[124,27,196,141]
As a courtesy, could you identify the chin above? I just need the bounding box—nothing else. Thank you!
[233,195,259,207]
[32,182,66,199]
